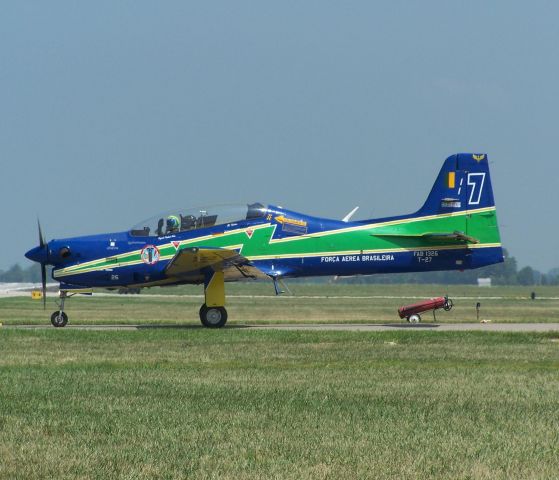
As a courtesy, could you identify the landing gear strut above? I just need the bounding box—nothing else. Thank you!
[51,291,69,327]
[200,270,228,328]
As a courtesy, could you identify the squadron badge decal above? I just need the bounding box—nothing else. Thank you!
[141,245,160,265]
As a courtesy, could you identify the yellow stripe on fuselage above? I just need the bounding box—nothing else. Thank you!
[245,242,502,261]
[54,224,271,276]
[268,206,496,244]
[53,207,498,279]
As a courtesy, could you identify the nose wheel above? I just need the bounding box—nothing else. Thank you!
[51,291,69,327]
[51,311,68,327]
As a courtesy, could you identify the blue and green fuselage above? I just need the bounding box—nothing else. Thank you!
[26,153,503,292]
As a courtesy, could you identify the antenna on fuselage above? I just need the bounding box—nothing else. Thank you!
[342,206,359,222]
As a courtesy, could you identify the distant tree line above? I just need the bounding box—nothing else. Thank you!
[0,263,48,283]
[1,249,558,285]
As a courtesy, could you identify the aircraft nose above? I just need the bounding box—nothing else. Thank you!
[25,245,49,264]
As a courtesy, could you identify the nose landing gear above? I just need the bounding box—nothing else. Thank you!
[51,310,68,327]
[51,291,69,327]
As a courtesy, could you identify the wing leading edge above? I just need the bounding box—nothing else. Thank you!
[165,247,269,281]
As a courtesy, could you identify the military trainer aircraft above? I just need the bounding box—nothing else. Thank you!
[26,153,503,328]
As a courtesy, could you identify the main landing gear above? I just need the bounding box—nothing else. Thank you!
[199,271,228,328]
[199,305,228,328]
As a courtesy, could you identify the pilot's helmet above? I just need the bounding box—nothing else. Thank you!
[166,215,180,230]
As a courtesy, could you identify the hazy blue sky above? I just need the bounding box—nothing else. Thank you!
[1,1,558,272]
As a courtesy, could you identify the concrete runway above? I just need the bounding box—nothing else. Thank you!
[4,323,559,332]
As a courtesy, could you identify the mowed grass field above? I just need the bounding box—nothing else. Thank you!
[1,329,558,479]
[1,284,559,479]
[0,283,558,326]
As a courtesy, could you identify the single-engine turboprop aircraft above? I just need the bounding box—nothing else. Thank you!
[26,153,503,328]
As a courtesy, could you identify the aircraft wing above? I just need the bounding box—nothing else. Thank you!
[372,231,479,244]
[165,247,269,281]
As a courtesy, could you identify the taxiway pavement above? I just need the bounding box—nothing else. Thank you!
[3,323,559,332]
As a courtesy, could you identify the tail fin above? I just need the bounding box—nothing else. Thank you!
[417,153,503,268]
[418,153,495,215]
[369,154,503,270]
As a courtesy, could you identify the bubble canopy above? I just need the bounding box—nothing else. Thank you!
[129,203,268,237]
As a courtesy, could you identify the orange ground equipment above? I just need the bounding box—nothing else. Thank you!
[398,296,453,323]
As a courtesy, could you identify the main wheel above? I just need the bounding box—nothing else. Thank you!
[51,311,68,328]
[407,314,421,323]
[199,304,228,328]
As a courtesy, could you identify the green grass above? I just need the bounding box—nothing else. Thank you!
[1,329,558,479]
[1,283,558,326]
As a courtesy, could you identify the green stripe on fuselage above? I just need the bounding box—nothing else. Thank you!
[54,208,500,279]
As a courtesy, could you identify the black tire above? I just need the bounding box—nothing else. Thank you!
[51,311,68,327]
[199,304,228,328]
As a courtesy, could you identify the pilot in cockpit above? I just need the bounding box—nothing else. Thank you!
[166,215,180,234]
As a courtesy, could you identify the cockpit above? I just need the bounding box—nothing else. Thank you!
[129,203,268,237]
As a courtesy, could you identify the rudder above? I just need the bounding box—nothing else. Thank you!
[418,153,495,216]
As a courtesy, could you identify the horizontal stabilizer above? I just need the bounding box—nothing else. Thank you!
[372,231,479,244]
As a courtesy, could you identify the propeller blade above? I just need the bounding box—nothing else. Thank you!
[41,263,47,310]
[38,219,45,248]
[38,219,47,309]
